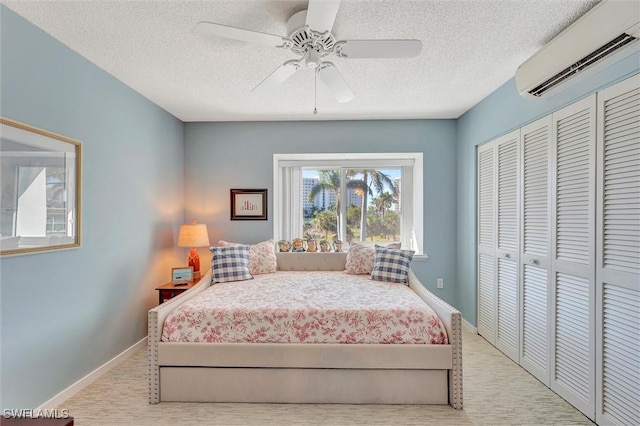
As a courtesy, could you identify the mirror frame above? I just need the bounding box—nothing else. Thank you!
[1,117,82,257]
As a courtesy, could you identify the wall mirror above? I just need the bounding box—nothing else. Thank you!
[0,118,82,256]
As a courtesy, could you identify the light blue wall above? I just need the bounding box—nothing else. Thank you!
[0,6,185,408]
[456,53,640,326]
[184,120,458,303]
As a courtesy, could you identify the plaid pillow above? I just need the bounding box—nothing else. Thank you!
[210,245,252,283]
[218,239,277,275]
[370,245,415,284]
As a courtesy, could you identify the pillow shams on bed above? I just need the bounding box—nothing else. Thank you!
[370,245,415,284]
[210,245,253,283]
[345,243,376,274]
[218,239,277,274]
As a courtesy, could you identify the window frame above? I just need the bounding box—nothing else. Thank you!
[273,153,423,254]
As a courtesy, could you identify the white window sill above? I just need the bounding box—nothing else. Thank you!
[412,254,429,261]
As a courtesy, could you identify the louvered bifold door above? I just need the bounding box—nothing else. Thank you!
[477,141,497,344]
[495,130,520,362]
[519,115,552,386]
[550,94,597,419]
[595,75,640,426]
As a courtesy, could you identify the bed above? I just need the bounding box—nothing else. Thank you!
[148,252,462,408]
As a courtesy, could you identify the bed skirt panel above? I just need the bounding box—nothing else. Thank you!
[160,367,448,404]
[158,342,452,369]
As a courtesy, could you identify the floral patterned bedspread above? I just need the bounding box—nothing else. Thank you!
[161,271,448,344]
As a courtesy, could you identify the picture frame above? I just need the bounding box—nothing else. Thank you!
[0,117,82,257]
[172,266,194,283]
[230,188,267,220]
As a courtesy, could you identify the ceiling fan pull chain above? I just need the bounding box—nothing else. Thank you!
[313,69,318,115]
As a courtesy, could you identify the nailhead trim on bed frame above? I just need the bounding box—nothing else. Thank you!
[451,307,463,409]
[408,270,463,410]
[148,279,203,404]
[148,308,159,404]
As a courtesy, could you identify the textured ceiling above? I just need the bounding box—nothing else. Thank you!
[2,0,599,122]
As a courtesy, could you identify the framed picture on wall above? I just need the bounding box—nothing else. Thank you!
[0,117,82,257]
[230,189,267,220]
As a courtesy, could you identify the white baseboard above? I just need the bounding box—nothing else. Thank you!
[462,318,478,334]
[37,337,147,409]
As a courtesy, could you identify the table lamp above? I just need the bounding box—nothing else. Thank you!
[177,220,210,279]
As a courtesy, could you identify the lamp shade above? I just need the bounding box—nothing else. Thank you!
[177,223,210,248]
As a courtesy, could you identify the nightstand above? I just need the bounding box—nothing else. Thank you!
[156,280,197,305]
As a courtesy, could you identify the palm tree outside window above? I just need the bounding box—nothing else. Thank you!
[305,168,400,245]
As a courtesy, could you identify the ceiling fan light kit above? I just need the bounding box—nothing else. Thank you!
[196,0,422,112]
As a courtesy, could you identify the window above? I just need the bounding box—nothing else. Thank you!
[273,153,423,254]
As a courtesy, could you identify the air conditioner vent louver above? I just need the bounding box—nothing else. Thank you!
[528,33,637,97]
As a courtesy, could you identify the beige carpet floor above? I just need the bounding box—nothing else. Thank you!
[58,327,593,425]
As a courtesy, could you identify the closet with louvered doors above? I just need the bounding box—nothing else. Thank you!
[549,94,597,418]
[477,142,497,344]
[495,131,521,362]
[595,75,640,426]
[476,77,640,422]
[519,115,552,387]
[476,130,521,362]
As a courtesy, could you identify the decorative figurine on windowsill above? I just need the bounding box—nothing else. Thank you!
[319,240,331,252]
[278,240,291,252]
[333,240,344,252]
[306,239,318,252]
[292,238,305,252]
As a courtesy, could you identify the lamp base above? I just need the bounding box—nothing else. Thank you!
[188,248,201,280]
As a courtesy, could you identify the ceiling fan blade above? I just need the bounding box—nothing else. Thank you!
[317,64,354,103]
[251,60,302,94]
[305,0,341,33]
[335,39,422,58]
[196,21,286,48]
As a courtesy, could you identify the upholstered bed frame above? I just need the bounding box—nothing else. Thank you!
[148,252,463,409]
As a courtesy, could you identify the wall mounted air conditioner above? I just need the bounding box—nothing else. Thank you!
[516,0,640,98]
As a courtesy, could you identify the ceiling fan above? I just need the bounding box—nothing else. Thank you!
[196,0,422,106]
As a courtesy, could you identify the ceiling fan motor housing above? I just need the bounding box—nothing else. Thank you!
[287,10,336,52]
